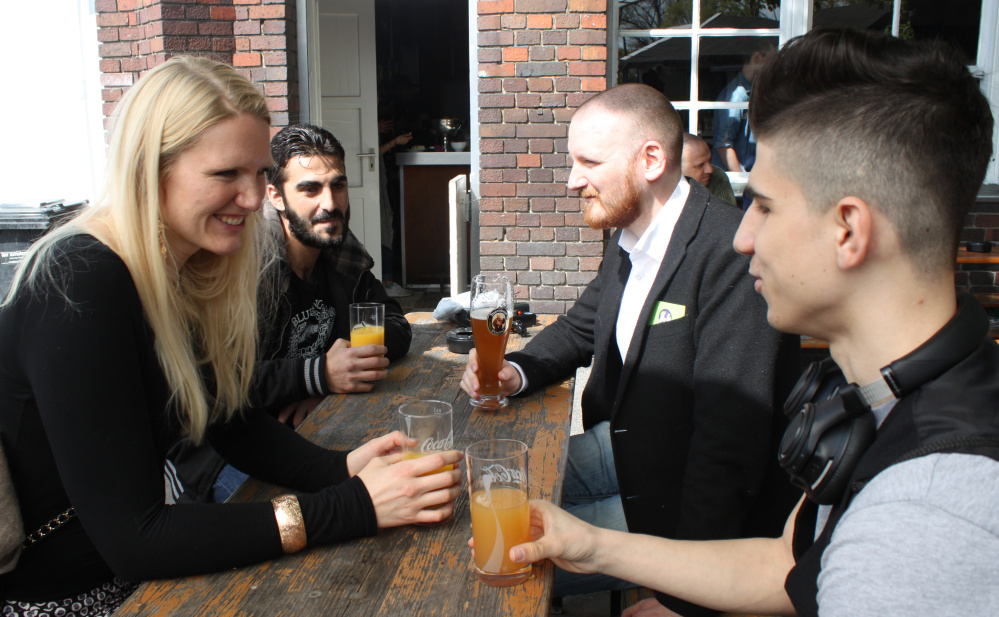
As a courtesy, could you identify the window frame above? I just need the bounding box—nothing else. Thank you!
[608,0,999,185]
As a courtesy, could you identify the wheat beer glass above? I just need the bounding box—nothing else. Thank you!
[466,439,531,586]
[349,302,385,347]
[469,274,513,410]
[398,400,454,475]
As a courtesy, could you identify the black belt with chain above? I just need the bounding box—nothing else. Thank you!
[23,507,76,549]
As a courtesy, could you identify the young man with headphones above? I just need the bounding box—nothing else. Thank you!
[498,28,999,616]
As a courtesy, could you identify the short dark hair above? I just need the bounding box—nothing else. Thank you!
[267,124,346,188]
[750,28,994,273]
[682,132,707,149]
[577,83,684,172]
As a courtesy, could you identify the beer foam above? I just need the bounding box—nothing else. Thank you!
[471,290,506,310]
[470,307,493,320]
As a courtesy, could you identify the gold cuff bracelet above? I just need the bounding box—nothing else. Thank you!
[271,494,307,554]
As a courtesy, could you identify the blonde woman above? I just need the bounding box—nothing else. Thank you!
[0,57,461,616]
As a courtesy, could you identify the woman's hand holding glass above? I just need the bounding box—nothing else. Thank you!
[349,431,464,527]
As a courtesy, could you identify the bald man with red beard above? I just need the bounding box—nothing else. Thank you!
[461,83,800,616]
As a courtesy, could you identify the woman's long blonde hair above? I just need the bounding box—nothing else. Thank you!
[4,56,271,444]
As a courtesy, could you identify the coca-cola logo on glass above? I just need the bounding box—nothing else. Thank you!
[420,432,454,453]
[481,464,526,484]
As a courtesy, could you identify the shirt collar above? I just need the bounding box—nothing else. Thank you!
[618,177,690,262]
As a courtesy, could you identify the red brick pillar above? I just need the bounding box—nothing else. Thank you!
[96,0,237,124]
[477,0,607,314]
[233,0,299,132]
[95,0,298,133]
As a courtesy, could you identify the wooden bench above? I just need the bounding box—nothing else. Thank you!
[975,292,999,308]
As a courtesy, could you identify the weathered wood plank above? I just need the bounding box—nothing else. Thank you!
[115,313,571,616]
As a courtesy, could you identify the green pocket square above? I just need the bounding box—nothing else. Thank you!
[649,301,686,325]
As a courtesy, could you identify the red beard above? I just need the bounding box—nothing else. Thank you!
[580,172,643,230]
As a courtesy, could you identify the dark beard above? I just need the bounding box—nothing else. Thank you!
[283,205,350,250]
[580,171,643,230]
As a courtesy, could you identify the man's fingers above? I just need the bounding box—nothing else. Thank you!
[330,338,350,351]
[350,343,389,358]
[510,540,543,564]
[462,348,482,396]
[293,406,309,428]
[403,453,463,481]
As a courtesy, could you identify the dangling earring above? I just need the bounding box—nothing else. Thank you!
[158,219,168,259]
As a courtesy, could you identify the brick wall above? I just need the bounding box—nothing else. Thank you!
[957,198,999,299]
[232,0,299,132]
[95,0,298,134]
[477,0,608,314]
[96,0,236,123]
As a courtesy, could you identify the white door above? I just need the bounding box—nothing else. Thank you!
[311,0,382,278]
[449,174,469,294]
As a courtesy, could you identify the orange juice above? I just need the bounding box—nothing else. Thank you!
[470,487,530,577]
[350,325,384,347]
[402,450,454,476]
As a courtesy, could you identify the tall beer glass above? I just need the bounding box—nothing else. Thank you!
[469,273,513,410]
[466,439,531,586]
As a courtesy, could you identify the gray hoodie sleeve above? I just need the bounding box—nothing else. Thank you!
[817,453,999,616]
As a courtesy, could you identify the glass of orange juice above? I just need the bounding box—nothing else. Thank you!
[466,439,531,586]
[398,400,454,476]
[349,302,385,347]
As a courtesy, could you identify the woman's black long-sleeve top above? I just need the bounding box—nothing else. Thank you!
[0,236,376,601]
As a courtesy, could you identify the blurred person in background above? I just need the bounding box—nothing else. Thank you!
[681,133,736,206]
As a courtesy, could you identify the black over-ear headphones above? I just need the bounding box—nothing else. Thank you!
[778,293,988,504]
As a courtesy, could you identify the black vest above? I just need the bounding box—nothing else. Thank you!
[784,340,999,616]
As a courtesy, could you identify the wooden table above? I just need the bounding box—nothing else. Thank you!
[957,246,999,264]
[115,313,572,617]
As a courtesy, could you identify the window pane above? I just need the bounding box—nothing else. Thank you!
[618,37,690,101]
[677,109,690,131]
[902,0,981,65]
[700,2,780,28]
[700,36,778,102]
[625,0,781,29]
[618,0,688,30]
[812,1,893,34]
[618,39,692,101]
[809,0,981,64]
[616,1,689,61]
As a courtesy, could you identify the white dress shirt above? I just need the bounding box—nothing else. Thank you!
[508,178,690,393]
[615,178,689,360]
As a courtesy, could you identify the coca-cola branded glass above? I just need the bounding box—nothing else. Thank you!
[465,439,531,586]
[397,400,455,475]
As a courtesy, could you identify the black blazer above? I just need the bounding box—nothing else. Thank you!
[508,182,800,615]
